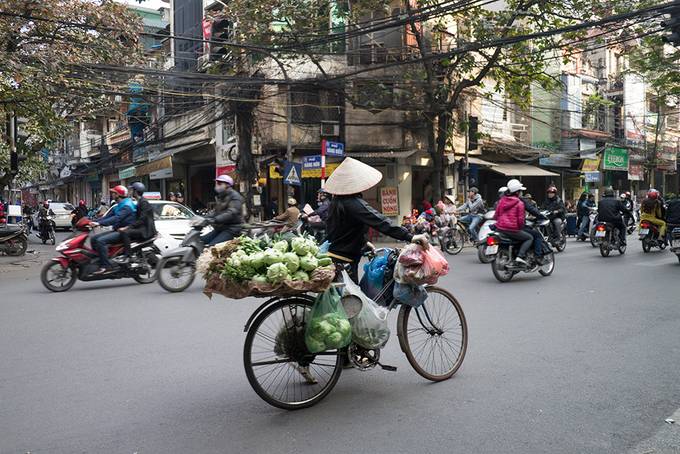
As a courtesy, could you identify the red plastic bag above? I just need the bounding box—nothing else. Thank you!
[394,244,449,285]
[421,246,449,284]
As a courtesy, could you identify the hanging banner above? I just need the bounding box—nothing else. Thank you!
[584,172,600,183]
[603,146,629,171]
[380,187,399,216]
[628,163,644,181]
[581,158,600,172]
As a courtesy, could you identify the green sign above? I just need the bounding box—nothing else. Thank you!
[603,146,629,171]
[118,166,136,179]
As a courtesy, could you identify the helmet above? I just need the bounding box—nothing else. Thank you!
[547,186,557,194]
[498,186,507,194]
[469,187,479,194]
[506,179,526,194]
[175,192,182,198]
[130,182,145,195]
[168,192,175,197]
[625,191,631,198]
[215,174,234,186]
[287,198,297,206]
[110,185,128,197]
[619,193,626,199]
[648,189,659,199]
[79,199,86,207]
[43,201,49,207]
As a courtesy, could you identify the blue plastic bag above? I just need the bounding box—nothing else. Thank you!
[360,252,388,299]
[319,240,330,254]
[393,282,428,308]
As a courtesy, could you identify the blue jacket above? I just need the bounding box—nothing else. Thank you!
[99,198,136,230]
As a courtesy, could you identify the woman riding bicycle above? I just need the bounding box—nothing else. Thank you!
[324,158,427,281]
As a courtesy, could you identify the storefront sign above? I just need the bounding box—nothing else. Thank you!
[584,171,600,183]
[628,149,646,162]
[269,163,283,179]
[380,187,399,216]
[150,167,173,180]
[303,155,322,170]
[539,155,571,168]
[119,166,136,179]
[603,146,629,171]
[283,161,302,186]
[216,143,236,168]
[581,158,600,172]
[59,166,72,178]
[628,163,644,181]
[136,156,172,177]
[302,162,340,178]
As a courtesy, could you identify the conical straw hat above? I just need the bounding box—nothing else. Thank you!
[324,157,383,195]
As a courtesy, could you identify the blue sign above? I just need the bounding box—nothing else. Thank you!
[325,141,344,157]
[584,171,600,183]
[283,161,302,186]
[303,155,322,170]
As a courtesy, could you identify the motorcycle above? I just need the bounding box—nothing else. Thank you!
[156,218,207,293]
[538,210,566,252]
[593,222,626,257]
[0,223,28,256]
[40,218,159,292]
[485,218,556,283]
[670,227,680,264]
[639,220,666,253]
[476,210,496,263]
[36,215,56,245]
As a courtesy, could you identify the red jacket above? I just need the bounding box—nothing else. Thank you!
[495,195,525,231]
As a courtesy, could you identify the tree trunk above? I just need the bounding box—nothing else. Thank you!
[235,107,258,221]
[434,111,451,199]
[424,114,440,202]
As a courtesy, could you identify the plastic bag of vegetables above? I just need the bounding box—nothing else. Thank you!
[304,287,352,353]
[340,270,390,349]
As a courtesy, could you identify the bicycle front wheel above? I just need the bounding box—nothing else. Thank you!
[397,287,468,381]
[243,297,343,410]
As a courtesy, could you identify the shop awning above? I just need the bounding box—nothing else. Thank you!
[346,150,417,159]
[490,163,559,177]
[136,156,173,177]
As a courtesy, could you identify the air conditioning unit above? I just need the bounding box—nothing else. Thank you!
[320,121,340,137]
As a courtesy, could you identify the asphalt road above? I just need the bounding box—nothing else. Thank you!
[1,232,680,454]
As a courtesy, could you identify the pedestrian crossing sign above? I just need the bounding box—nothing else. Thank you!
[284,161,302,186]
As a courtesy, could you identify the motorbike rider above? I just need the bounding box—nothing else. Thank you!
[494,179,533,266]
[640,189,667,243]
[37,201,55,237]
[274,197,301,232]
[519,192,548,257]
[620,192,634,228]
[301,189,331,237]
[71,200,88,228]
[665,193,680,240]
[323,157,426,282]
[456,187,485,242]
[541,186,566,242]
[200,174,244,246]
[493,186,508,209]
[118,182,157,261]
[90,186,137,274]
[576,192,596,240]
[597,188,629,246]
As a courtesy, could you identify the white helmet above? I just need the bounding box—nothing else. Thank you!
[506,179,526,194]
[498,186,508,194]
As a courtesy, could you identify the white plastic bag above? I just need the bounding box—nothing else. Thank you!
[340,270,390,349]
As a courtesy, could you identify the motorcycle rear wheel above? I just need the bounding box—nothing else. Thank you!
[5,237,28,256]
[538,252,555,276]
[491,249,514,282]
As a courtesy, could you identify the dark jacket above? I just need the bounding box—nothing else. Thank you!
[666,198,680,225]
[327,195,412,260]
[98,198,136,230]
[211,188,244,233]
[542,196,566,219]
[520,196,542,218]
[598,196,629,223]
[311,199,331,222]
[577,199,595,217]
[129,196,157,239]
[71,206,88,223]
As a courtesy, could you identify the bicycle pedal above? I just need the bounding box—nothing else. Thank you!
[378,363,397,372]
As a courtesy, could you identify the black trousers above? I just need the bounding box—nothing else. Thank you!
[120,228,147,255]
[608,218,626,245]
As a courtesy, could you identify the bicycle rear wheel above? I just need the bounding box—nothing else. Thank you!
[443,228,465,255]
[243,297,343,410]
[397,287,467,381]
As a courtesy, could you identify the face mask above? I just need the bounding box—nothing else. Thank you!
[214,185,227,194]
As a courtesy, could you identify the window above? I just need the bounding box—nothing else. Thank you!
[354,81,394,111]
[288,85,342,124]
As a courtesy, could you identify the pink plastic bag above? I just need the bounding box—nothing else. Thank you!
[394,244,449,285]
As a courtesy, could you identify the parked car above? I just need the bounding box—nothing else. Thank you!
[101,200,211,253]
[33,202,74,230]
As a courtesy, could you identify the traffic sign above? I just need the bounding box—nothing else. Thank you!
[325,140,344,157]
[283,161,302,186]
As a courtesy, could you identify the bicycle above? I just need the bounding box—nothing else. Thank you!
[242,246,468,410]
